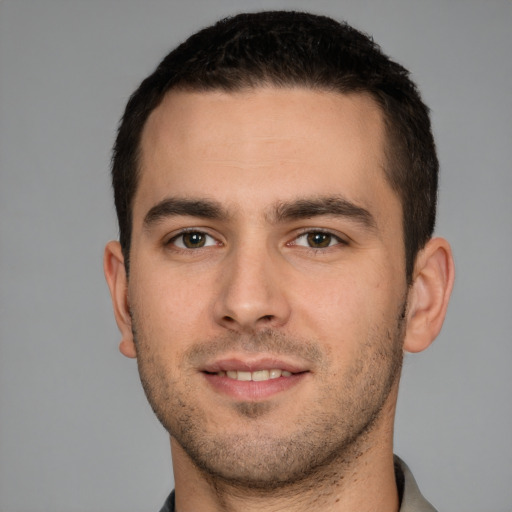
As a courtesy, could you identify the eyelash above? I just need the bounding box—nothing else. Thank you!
[289,229,347,250]
[165,228,346,252]
[166,229,220,250]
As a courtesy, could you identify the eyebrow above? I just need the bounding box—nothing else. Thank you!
[143,195,376,231]
[143,197,228,228]
[270,196,376,230]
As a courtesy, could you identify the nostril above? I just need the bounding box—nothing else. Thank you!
[261,315,274,322]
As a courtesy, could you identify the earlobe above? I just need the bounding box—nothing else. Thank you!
[103,241,137,359]
[403,237,455,353]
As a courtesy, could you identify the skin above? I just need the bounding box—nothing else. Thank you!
[104,88,454,512]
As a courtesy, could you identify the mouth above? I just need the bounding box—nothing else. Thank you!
[209,368,293,381]
[201,358,309,401]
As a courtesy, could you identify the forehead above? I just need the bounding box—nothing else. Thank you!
[136,87,396,224]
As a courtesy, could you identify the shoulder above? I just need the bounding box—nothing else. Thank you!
[158,490,175,512]
[395,456,438,512]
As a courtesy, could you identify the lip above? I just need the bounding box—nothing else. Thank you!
[203,372,307,401]
[201,356,310,401]
[202,357,307,374]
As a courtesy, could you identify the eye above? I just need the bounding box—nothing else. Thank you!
[169,231,217,249]
[293,231,343,249]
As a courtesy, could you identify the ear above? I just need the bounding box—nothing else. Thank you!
[403,237,455,353]
[103,241,136,358]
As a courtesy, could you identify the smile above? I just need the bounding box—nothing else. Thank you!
[202,358,309,400]
[215,369,293,381]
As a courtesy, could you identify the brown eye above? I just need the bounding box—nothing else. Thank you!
[171,231,216,249]
[293,231,343,249]
[182,232,206,248]
[306,232,332,248]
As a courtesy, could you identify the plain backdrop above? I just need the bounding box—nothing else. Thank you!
[0,1,511,511]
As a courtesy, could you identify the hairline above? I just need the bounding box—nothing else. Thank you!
[126,82,408,270]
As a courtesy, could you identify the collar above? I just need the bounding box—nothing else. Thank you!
[394,456,438,512]
[160,456,438,512]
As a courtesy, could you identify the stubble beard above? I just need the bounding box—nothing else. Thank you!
[131,303,406,493]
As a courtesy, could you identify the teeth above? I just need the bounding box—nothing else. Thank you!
[252,370,269,381]
[219,369,293,381]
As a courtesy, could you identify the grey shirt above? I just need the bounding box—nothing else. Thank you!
[397,456,437,512]
[159,456,437,512]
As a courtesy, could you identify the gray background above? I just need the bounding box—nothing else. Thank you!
[0,1,510,511]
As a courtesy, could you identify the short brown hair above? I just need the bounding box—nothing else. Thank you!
[112,11,438,281]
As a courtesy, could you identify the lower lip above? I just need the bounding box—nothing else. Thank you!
[203,372,307,401]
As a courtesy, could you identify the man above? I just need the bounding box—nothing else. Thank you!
[104,11,454,512]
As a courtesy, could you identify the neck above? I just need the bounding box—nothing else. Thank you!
[171,395,399,512]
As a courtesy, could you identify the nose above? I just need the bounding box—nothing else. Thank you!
[213,243,291,333]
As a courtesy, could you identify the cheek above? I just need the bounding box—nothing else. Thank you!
[292,264,402,345]
[128,263,215,347]
[291,272,371,341]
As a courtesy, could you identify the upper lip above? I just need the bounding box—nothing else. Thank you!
[201,356,309,374]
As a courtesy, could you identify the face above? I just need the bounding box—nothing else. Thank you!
[124,88,408,487]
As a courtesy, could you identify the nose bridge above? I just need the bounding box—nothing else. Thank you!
[214,236,290,331]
